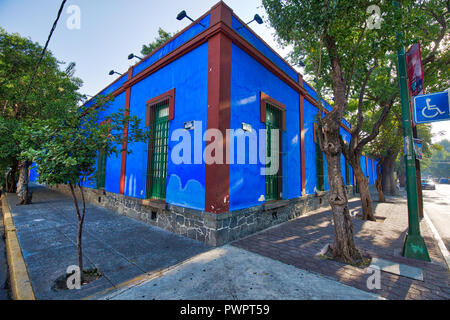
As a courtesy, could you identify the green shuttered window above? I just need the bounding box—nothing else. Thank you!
[265,103,281,201]
[96,149,107,189]
[147,99,169,200]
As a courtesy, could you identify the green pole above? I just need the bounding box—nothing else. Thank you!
[394,1,430,261]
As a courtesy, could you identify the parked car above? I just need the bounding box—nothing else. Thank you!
[439,178,449,184]
[421,179,436,190]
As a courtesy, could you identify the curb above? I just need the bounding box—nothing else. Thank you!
[1,194,36,300]
[423,209,450,271]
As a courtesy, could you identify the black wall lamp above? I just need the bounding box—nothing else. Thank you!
[128,53,143,61]
[236,14,263,30]
[176,10,206,28]
[109,70,123,76]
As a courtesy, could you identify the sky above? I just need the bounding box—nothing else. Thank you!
[0,0,448,143]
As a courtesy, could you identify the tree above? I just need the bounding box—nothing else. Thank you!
[365,0,448,198]
[0,28,82,202]
[140,28,174,56]
[20,96,148,278]
[422,139,450,178]
[262,0,407,263]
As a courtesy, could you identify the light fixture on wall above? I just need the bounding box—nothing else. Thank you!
[236,14,263,30]
[176,10,206,28]
[108,70,123,76]
[128,53,143,61]
[183,121,195,130]
[242,122,252,132]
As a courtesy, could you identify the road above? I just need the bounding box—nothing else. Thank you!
[422,183,450,252]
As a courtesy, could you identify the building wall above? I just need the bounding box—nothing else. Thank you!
[123,43,209,211]
[229,43,301,211]
[304,99,318,195]
[99,91,127,194]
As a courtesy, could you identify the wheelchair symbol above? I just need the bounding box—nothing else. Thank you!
[422,98,445,118]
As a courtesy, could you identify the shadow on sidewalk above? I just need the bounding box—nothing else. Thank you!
[233,192,449,300]
[4,184,212,300]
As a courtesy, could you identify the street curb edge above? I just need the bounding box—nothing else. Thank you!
[1,194,36,300]
[423,210,450,271]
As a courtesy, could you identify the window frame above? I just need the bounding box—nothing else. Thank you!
[145,89,175,201]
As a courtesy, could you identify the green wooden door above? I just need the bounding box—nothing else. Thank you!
[96,149,106,189]
[148,100,169,200]
[265,104,280,201]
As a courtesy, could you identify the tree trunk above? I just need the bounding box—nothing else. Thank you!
[352,161,376,221]
[376,161,385,202]
[5,159,18,193]
[320,114,363,264]
[16,160,32,205]
[69,183,85,280]
[381,151,397,195]
[322,34,362,264]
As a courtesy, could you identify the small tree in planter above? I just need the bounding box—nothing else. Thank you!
[20,95,148,281]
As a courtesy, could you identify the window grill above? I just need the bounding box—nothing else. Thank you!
[147,99,169,200]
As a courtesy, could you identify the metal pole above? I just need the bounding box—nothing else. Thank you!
[393,1,430,261]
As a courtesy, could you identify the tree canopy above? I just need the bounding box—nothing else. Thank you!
[140,28,174,56]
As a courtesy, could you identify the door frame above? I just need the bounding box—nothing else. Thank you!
[145,89,175,201]
[260,92,286,201]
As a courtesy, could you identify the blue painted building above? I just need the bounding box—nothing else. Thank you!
[33,2,378,243]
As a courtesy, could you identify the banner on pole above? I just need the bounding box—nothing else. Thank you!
[406,43,425,97]
[413,138,423,160]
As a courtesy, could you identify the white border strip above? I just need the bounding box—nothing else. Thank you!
[423,210,450,270]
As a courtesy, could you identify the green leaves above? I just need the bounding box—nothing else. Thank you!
[140,28,175,56]
[21,96,149,187]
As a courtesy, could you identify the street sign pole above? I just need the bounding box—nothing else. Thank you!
[394,1,430,261]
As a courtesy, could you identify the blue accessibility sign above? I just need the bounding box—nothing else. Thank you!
[413,89,450,124]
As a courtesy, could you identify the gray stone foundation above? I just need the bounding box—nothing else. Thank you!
[50,184,355,246]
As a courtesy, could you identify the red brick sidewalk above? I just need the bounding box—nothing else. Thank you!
[232,195,449,300]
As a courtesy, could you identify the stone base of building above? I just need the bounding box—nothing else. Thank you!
[50,184,356,246]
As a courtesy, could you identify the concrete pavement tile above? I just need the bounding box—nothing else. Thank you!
[103,263,146,287]
[101,246,381,300]
[16,228,73,254]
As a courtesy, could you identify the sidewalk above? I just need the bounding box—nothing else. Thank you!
[4,184,448,300]
[3,184,210,300]
[4,184,381,300]
[233,192,450,300]
[101,245,380,300]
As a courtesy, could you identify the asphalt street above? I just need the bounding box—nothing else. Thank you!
[422,183,450,251]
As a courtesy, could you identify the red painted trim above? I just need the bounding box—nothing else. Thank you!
[119,68,133,195]
[85,9,355,138]
[232,12,300,78]
[145,88,175,124]
[260,91,285,199]
[205,2,232,214]
[144,89,175,200]
[210,1,232,26]
[87,22,335,133]
[131,10,213,75]
[300,94,306,195]
[99,118,111,126]
[260,92,286,131]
